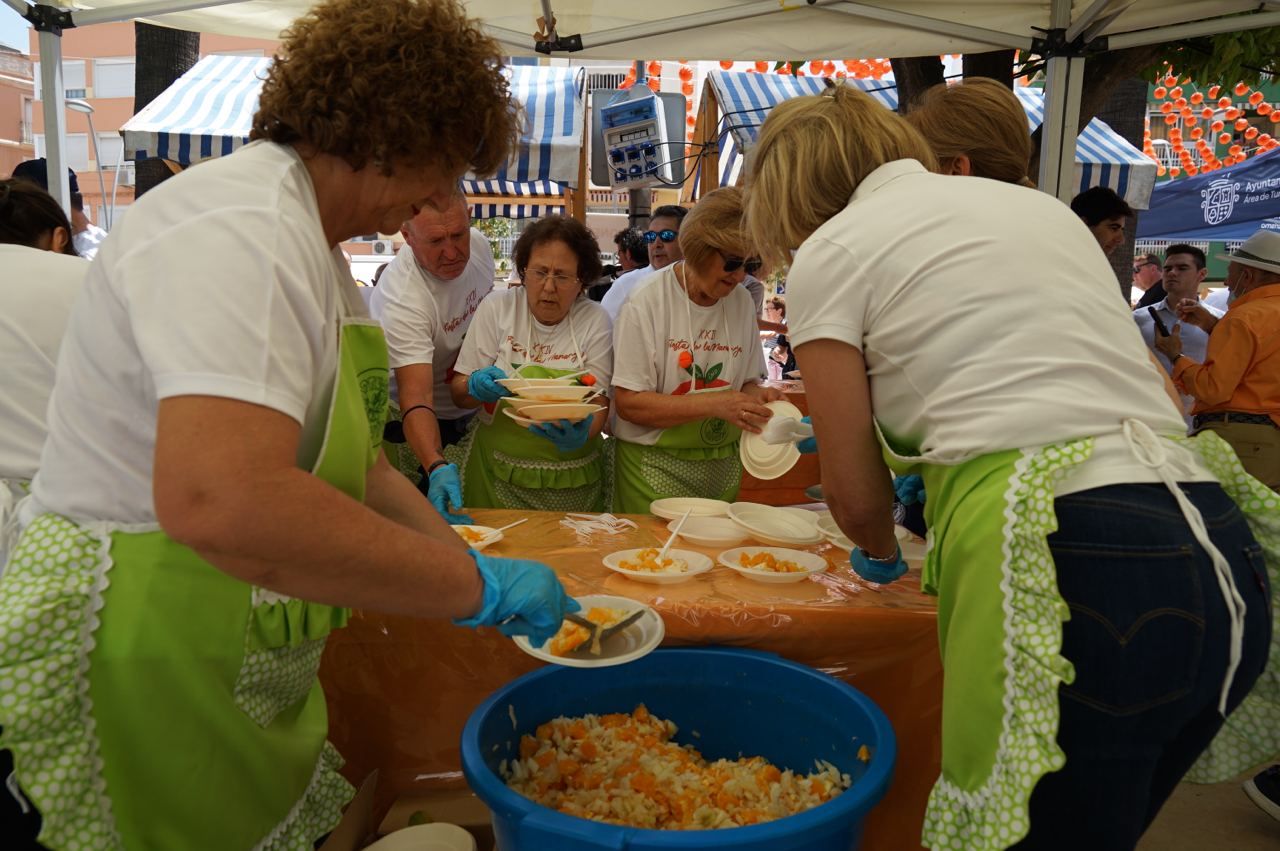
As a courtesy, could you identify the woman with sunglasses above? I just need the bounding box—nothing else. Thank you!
[746,85,1274,851]
[600,204,687,320]
[447,215,614,510]
[611,187,783,513]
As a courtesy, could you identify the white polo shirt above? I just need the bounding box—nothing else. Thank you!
[786,159,1187,465]
[369,231,494,419]
[600,264,656,321]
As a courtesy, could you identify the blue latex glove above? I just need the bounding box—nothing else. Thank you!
[796,415,818,454]
[467,365,511,404]
[849,544,910,585]
[427,462,472,525]
[893,474,926,506]
[528,418,592,453]
[454,551,582,648]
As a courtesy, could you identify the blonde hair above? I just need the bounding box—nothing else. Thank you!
[745,86,938,268]
[679,186,749,275]
[904,78,1033,187]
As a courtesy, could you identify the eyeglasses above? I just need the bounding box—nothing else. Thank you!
[525,268,579,288]
[1132,261,1157,273]
[643,229,678,244]
[721,254,764,275]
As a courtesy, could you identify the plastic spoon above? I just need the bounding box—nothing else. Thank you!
[657,509,692,563]
[478,517,528,546]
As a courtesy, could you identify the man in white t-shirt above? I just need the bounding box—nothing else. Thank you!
[369,193,493,517]
[601,204,687,320]
[1133,244,1221,430]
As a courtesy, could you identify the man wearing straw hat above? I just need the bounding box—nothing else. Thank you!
[1155,229,1280,489]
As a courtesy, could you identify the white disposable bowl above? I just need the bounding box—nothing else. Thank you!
[513,594,665,668]
[666,516,749,547]
[727,502,824,546]
[496,377,575,391]
[452,525,501,551]
[364,823,477,851]
[739,400,804,480]
[510,385,598,402]
[518,403,605,423]
[601,548,714,584]
[816,516,855,550]
[717,546,829,583]
[649,497,732,521]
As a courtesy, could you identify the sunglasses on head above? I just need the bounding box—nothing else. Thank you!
[643,229,678,244]
[1133,261,1157,272]
[722,254,764,275]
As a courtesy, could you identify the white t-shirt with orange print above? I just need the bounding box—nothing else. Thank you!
[611,264,767,446]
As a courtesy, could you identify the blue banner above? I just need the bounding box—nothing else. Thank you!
[1137,148,1280,241]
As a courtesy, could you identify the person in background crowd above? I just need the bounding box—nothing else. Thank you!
[761,294,787,335]
[1132,253,1165,307]
[369,191,494,523]
[10,158,107,260]
[1133,244,1221,430]
[601,204,688,320]
[761,296,788,379]
[0,179,86,533]
[611,187,782,513]
[1156,229,1280,490]
[615,226,648,274]
[904,77,1035,186]
[0,2,577,847]
[448,216,613,510]
[747,84,1274,851]
[1070,186,1133,258]
[371,260,390,286]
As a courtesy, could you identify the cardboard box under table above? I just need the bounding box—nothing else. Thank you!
[319,508,942,850]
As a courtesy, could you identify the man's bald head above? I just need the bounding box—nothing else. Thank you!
[401,193,472,281]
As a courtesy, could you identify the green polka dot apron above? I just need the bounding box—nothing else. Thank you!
[612,395,743,515]
[447,363,607,513]
[0,315,389,850]
[878,420,1279,851]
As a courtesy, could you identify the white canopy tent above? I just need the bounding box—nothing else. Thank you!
[9,0,1280,212]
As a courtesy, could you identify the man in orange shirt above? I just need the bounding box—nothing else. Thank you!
[1154,230,1280,489]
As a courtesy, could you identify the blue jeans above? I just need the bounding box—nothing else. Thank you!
[1012,482,1272,850]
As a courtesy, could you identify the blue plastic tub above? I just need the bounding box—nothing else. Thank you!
[461,647,896,850]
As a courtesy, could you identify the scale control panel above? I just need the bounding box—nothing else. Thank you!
[599,92,673,189]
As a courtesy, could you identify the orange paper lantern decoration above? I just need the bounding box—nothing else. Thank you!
[1235,118,1250,131]
[647,77,660,92]
[1163,74,1177,86]
[823,61,836,76]
[686,98,694,112]
[647,61,662,76]
[1218,97,1232,108]
[1164,114,1178,125]
[681,81,694,96]
[1160,102,1174,114]
[1271,112,1280,123]
[1229,144,1243,156]
[1174,97,1188,109]
[1234,82,1250,96]
[1219,132,1233,144]
[1169,167,1181,176]
[1190,92,1204,105]
[1226,108,1241,120]
[1211,120,1225,132]
[1181,108,1195,120]
[719,60,734,70]
[835,70,847,78]
[678,65,693,81]
[1153,86,1168,99]
[1258,103,1273,115]
[686,114,696,127]
[1184,115,1199,126]
[776,62,791,74]
[1208,85,1221,98]
[1201,107,1215,119]
[1245,127,1259,139]
[755,60,769,73]
[809,61,824,74]
[1249,91,1265,106]
[1156,165,1167,176]
[1170,86,1183,99]
[1190,127,1204,139]
[1186,165,1199,176]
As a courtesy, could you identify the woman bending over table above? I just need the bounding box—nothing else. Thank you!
[610,187,783,513]
[746,85,1275,851]
[448,215,614,511]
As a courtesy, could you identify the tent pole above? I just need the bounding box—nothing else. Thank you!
[1105,10,1280,49]
[37,29,72,214]
[70,0,248,27]
[1037,0,1085,203]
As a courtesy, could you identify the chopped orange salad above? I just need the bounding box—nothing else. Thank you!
[501,704,850,830]
[456,527,488,545]
[547,607,628,657]
[737,551,805,573]
[619,548,688,574]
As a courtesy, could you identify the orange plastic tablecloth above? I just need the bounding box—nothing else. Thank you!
[320,508,941,850]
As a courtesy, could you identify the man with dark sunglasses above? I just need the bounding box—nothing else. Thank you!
[601,204,688,320]
[1131,253,1164,307]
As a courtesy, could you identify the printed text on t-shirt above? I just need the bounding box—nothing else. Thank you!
[443,290,482,334]
[665,329,744,358]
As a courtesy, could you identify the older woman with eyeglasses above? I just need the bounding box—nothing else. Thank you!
[447,215,614,510]
[610,187,783,513]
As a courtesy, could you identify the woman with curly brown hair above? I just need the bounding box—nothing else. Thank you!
[0,1,580,847]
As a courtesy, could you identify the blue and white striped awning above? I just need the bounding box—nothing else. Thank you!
[122,57,585,211]
[463,179,566,219]
[703,70,1156,208]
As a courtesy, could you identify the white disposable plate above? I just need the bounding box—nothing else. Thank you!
[365,823,476,851]
[816,516,855,550]
[510,385,598,402]
[496,377,575,391]
[777,507,821,529]
[727,502,824,546]
[649,496,731,521]
[717,547,829,584]
[513,594,665,668]
[518,402,605,423]
[601,548,714,584]
[666,516,749,547]
[739,400,804,480]
[501,407,541,428]
[452,525,502,551]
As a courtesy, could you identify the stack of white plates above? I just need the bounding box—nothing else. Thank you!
[496,377,575,392]
[649,497,731,521]
[726,501,823,546]
[816,515,855,550]
[503,403,604,427]
[666,516,749,547]
[739,400,804,480]
[509,384,598,402]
